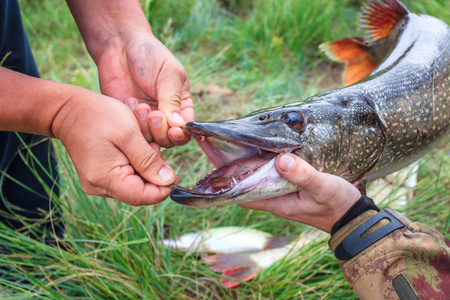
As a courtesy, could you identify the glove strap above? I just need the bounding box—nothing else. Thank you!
[335,210,405,260]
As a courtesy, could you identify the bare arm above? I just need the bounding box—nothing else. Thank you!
[0,67,70,136]
[65,0,151,62]
[0,66,176,205]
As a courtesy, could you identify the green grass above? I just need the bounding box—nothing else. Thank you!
[1,0,449,298]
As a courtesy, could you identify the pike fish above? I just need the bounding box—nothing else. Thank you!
[171,0,450,208]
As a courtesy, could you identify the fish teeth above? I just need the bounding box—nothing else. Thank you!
[232,177,238,185]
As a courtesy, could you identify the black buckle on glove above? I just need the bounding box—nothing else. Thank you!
[334,210,405,260]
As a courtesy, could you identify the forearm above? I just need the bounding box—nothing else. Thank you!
[329,207,450,299]
[65,0,152,63]
[0,67,75,137]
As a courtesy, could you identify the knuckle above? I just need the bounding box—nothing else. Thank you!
[181,98,194,110]
[298,165,316,187]
[136,150,161,171]
[165,94,182,106]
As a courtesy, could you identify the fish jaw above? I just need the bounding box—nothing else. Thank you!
[170,156,302,208]
[170,113,304,208]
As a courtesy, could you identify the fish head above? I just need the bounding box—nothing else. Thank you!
[170,91,386,208]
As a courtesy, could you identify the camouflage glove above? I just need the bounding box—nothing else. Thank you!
[329,207,450,299]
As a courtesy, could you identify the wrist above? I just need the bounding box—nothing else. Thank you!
[89,26,154,65]
[50,86,92,141]
[331,196,380,235]
[66,0,153,64]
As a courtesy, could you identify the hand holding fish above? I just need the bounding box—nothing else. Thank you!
[0,67,177,206]
[67,0,194,148]
[97,34,194,147]
[239,153,361,233]
[52,87,179,205]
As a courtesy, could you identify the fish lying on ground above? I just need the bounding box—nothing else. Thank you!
[163,226,324,288]
[170,0,450,208]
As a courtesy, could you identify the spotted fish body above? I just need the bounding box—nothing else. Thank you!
[170,0,449,208]
[338,13,449,181]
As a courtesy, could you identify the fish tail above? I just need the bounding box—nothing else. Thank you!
[320,0,409,86]
[204,253,259,288]
[359,0,409,45]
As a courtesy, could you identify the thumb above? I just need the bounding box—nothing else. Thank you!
[275,153,324,191]
[156,66,190,128]
[121,133,177,186]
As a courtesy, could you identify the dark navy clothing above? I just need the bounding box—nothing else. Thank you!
[0,0,38,76]
[0,0,62,236]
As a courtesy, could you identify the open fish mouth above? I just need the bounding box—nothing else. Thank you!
[170,121,303,208]
[172,137,278,195]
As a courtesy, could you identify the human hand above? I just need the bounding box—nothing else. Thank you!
[51,87,177,205]
[239,153,362,233]
[96,31,194,148]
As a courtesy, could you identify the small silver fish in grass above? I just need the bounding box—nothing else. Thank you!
[171,0,450,208]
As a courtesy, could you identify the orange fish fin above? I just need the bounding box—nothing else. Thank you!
[320,37,377,86]
[204,254,259,288]
[221,266,258,288]
[359,0,409,45]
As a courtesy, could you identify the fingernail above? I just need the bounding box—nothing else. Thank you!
[278,154,295,172]
[150,117,162,128]
[126,99,136,110]
[158,166,174,182]
[171,134,182,142]
[137,109,148,120]
[172,112,185,125]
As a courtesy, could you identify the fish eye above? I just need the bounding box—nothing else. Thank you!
[284,111,306,132]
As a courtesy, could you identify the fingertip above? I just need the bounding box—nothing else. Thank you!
[125,97,138,111]
[135,104,150,120]
[149,110,165,128]
[148,111,174,148]
[275,153,317,188]
[133,103,153,142]
[170,111,186,127]
[168,127,190,145]
[158,166,176,184]
[277,153,296,173]
[140,184,171,205]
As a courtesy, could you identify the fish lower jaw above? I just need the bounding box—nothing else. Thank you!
[172,154,278,197]
[170,156,302,208]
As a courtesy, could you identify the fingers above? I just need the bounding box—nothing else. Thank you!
[120,131,177,187]
[133,102,154,143]
[148,110,172,148]
[105,164,172,206]
[157,72,190,127]
[180,97,195,123]
[275,153,324,192]
[168,127,190,145]
[126,96,191,147]
[169,96,195,145]
[156,64,193,145]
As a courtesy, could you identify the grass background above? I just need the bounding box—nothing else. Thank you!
[1,0,449,298]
